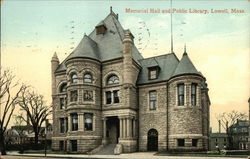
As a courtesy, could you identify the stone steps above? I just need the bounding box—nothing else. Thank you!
[95,144,116,155]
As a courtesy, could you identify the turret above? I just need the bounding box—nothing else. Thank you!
[51,52,59,96]
[122,30,134,85]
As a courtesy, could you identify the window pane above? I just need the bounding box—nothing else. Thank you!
[150,70,157,79]
[113,90,120,103]
[70,90,78,102]
[60,83,67,92]
[149,91,157,110]
[60,98,65,109]
[107,75,119,85]
[71,73,78,84]
[177,84,184,106]
[84,113,93,131]
[177,139,185,147]
[106,91,112,104]
[71,114,78,131]
[192,139,198,147]
[83,73,92,83]
[191,83,197,105]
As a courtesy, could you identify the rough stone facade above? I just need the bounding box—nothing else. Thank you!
[51,9,210,154]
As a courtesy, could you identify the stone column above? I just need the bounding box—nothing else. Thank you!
[123,118,126,138]
[119,117,123,138]
[102,117,107,144]
[78,113,83,131]
[133,118,136,138]
[68,114,71,131]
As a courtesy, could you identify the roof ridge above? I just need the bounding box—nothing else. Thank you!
[138,53,173,61]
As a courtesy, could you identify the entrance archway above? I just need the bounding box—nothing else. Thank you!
[147,129,158,151]
[106,116,119,144]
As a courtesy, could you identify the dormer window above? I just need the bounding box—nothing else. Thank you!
[148,67,160,80]
[95,22,107,35]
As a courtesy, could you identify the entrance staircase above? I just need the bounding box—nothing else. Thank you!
[95,144,116,155]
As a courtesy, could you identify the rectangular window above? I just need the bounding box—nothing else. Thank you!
[59,141,64,151]
[60,118,65,133]
[191,83,197,105]
[84,113,93,131]
[177,139,185,147]
[70,90,78,102]
[60,98,65,109]
[106,91,112,104]
[149,90,157,110]
[113,90,120,103]
[192,139,198,147]
[83,90,93,101]
[71,113,78,131]
[177,84,184,106]
[71,140,77,152]
[149,69,157,80]
[65,117,68,132]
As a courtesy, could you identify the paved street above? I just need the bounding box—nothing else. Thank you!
[0,152,248,159]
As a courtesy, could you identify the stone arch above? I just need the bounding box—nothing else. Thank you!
[103,71,122,86]
[57,81,67,93]
[147,128,158,151]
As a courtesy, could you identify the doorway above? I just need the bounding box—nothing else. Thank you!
[106,116,119,144]
[147,129,158,151]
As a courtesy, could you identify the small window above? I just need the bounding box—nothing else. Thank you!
[113,90,120,103]
[71,113,78,131]
[106,91,112,104]
[60,83,67,93]
[215,138,218,142]
[60,118,65,133]
[149,90,157,110]
[71,140,77,152]
[71,73,78,84]
[83,73,92,83]
[70,90,78,102]
[192,139,198,147]
[59,141,64,151]
[84,113,93,131]
[191,83,197,105]
[177,83,184,106]
[60,98,65,109]
[107,75,119,85]
[149,69,157,80]
[177,139,185,147]
[83,90,93,101]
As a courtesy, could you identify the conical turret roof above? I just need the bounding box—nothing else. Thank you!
[171,52,202,78]
[65,35,100,61]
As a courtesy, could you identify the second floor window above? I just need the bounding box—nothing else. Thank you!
[113,90,120,103]
[70,90,78,102]
[84,113,93,131]
[83,73,92,83]
[177,84,184,106]
[60,98,65,109]
[106,91,112,104]
[149,90,157,110]
[60,83,67,93]
[60,118,65,133]
[71,113,78,131]
[191,83,197,105]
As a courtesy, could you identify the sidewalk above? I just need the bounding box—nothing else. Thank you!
[4,151,247,159]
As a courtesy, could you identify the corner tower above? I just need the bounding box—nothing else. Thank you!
[167,50,210,151]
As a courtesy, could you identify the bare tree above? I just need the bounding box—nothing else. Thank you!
[17,88,52,145]
[0,69,26,155]
[216,110,247,149]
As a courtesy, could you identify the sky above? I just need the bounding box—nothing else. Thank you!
[1,0,249,132]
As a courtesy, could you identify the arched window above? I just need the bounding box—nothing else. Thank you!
[71,73,78,84]
[107,75,119,85]
[83,73,92,83]
[59,83,67,93]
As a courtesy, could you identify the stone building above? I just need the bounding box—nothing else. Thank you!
[51,8,210,153]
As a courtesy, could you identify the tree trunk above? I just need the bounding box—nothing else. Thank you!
[34,131,39,145]
[0,131,7,155]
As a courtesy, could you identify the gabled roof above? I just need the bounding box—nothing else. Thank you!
[137,53,179,84]
[171,52,202,78]
[55,10,143,73]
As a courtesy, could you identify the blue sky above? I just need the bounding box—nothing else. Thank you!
[1,0,250,131]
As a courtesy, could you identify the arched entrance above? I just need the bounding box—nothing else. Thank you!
[147,129,158,151]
